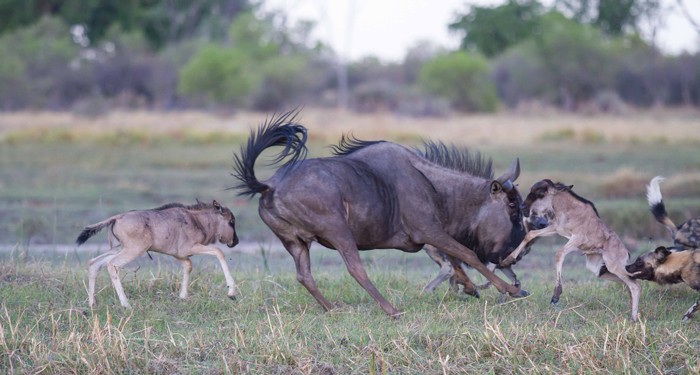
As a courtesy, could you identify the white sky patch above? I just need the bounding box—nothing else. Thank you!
[262,0,700,63]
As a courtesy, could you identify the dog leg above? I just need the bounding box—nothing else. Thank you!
[683,297,700,322]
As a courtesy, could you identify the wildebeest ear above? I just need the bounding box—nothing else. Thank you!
[496,158,520,184]
[491,181,503,194]
[213,200,222,211]
[654,246,671,263]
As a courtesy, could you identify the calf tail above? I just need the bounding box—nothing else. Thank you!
[76,217,117,246]
[231,110,308,197]
[646,176,677,236]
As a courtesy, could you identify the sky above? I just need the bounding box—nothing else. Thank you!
[262,0,700,62]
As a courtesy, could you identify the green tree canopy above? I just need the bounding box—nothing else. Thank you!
[449,0,544,57]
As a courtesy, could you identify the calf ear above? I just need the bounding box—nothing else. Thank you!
[654,246,671,263]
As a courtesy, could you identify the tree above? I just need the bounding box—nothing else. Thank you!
[553,0,661,37]
[449,0,544,57]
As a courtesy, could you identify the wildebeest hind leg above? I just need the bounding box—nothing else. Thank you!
[87,248,120,307]
[282,239,334,312]
[599,256,641,321]
[188,244,237,299]
[106,248,143,307]
[336,243,402,318]
[448,256,479,297]
[683,296,700,321]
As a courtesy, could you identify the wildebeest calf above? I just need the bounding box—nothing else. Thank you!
[502,179,642,321]
[646,176,700,250]
[627,246,700,321]
[76,200,239,308]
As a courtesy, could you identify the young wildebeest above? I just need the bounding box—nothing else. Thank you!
[416,141,532,295]
[232,112,527,317]
[626,246,700,321]
[76,200,239,308]
[647,176,700,250]
[501,179,642,321]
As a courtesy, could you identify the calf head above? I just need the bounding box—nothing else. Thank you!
[520,179,571,229]
[213,200,239,248]
[626,246,672,280]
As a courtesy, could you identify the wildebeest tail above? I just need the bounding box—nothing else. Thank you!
[646,176,677,236]
[231,110,308,197]
[76,217,117,245]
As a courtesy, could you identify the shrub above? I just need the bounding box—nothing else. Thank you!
[419,51,499,112]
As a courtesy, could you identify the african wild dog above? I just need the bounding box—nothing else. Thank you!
[501,179,642,321]
[627,246,700,321]
[647,176,700,250]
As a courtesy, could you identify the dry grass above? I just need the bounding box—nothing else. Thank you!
[1,108,699,146]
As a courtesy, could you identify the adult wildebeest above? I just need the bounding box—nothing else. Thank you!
[627,246,700,321]
[501,179,642,321]
[77,200,239,308]
[416,142,532,295]
[232,112,527,317]
[646,176,700,250]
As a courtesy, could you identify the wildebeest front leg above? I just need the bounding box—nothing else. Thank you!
[178,258,193,299]
[282,239,334,312]
[551,243,579,304]
[188,244,237,299]
[428,234,524,297]
[422,246,455,293]
[448,256,479,297]
[502,226,557,267]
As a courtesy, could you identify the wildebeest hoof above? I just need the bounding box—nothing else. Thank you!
[510,289,529,298]
[550,297,560,305]
[228,295,237,301]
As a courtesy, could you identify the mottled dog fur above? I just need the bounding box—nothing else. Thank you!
[647,176,700,250]
[627,246,700,321]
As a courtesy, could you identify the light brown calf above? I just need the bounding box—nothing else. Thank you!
[502,179,642,321]
[76,200,239,308]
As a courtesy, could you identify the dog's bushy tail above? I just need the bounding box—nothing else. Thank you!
[646,176,677,236]
[76,217,117,246]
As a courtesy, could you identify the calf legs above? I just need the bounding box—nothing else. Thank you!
[187,244,237,300]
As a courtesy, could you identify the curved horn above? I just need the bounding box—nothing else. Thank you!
[496,158,520,184]
[502,179,514,192]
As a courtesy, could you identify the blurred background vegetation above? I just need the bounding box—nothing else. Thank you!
[0,0,698,115]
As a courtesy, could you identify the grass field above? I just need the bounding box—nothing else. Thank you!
[1,108,700,373]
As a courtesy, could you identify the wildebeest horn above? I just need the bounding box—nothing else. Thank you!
[502,179,514,191]
[496,158,520,185]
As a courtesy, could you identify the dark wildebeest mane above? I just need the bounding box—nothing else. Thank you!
[232,110,308,197]
[416,140,494,179]
[545,179,600,217]
[150,201,214,211]
[329,134,385,156]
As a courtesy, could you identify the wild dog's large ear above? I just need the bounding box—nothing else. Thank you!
[654,246,671,263]
[491,181,503,194]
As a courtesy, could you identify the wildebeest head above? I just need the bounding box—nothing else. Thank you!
[478,159,527,252]
[212,200,239,248]
[626,246,672,280]
[519,179,571,229]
